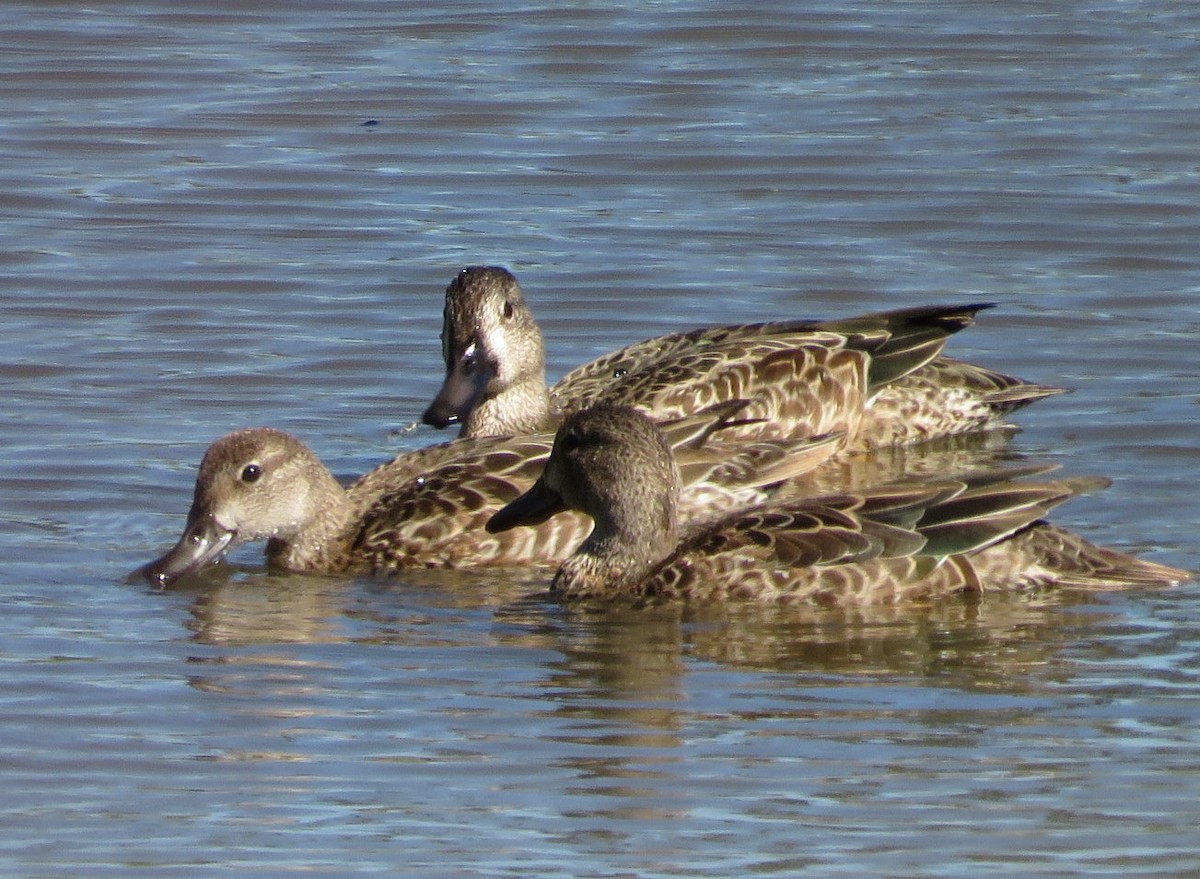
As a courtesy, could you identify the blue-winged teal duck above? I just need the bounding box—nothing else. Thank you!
[486,405,1190,603]
[140,402,840,586]
[423,266,1064,446]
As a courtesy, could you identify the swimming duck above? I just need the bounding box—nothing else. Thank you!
[486,404,1189,604]
[422,266,1064,446]
[140,402,840,586]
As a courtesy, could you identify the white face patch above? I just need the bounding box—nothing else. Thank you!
[484,321,513,382]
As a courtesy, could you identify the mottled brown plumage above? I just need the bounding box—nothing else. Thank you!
[487,405,1190,604]
[140,403,839,586]
[422,266,1064,446]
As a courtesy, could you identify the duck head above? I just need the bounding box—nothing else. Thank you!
[140,428,341,586]
[423,266,550,436]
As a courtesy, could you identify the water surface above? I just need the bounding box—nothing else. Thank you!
[2,2,1198,876]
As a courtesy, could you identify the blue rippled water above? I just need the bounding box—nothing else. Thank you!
[2,1,1198,875]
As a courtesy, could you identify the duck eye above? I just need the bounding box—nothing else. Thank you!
[240,464,263,483]
[502,300,515,320]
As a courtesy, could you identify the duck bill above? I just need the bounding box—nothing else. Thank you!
[422,343,494,430]
[140,513,236,587]
[486,477,569,533]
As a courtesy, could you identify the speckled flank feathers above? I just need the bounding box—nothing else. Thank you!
[141,403,840,586]
[487,405,1190,604]
[423,266,1064,448]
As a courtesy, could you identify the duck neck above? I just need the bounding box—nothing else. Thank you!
[553,478,680,599]
[266,466,355,573]
[463,378,553,437]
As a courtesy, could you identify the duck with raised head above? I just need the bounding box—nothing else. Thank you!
[139,402,840,587]
[423,266,1063,446]
[486,404,1189,604]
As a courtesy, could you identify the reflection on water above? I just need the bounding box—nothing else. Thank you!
[2,0,1199,875]
[182,565,1122,688]
[160,568,1200,874]
[185,574,354,646]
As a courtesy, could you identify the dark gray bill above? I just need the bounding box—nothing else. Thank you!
[486,477,568,533]
[140,513,236,587]
[422,342,493,429]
